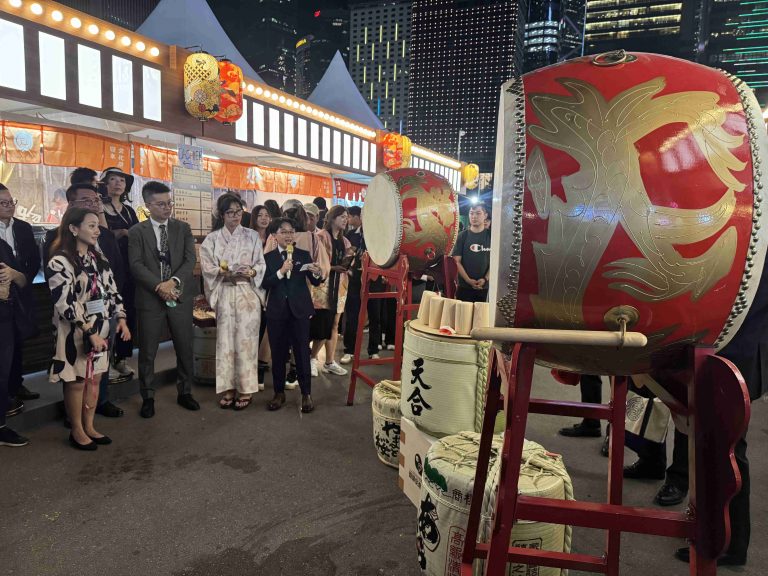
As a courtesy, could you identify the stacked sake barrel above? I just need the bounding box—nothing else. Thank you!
[417,433,572,576]
[372,380,402,468]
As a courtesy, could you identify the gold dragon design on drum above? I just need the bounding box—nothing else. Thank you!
[526,77,747,329]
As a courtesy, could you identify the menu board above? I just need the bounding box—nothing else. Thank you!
[172,165,213,236]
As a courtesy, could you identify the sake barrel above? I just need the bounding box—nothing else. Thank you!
[372,380,402,468]
[417,432,504,575]
[477,441,574,576]
[193,326,217,385]
[363,168,460,275]
[490,51,768,375]
[401,322,491,437]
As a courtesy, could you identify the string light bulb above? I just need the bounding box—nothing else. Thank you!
[70,17,82,28]
[51,9,63,21]
[30,2,42,15]
[9,0,22,8]
[121,36,131,47]
[136,41,146,52]
[149,47,159,57]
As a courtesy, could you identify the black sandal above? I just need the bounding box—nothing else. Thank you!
[219,395,235,409]
[233,396,252,411]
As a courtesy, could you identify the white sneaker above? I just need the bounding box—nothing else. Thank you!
[285,368,299,390]
[322,361,348,376]
[112,359,133,376]
[369,353,381,360]
[258,382,265,391]
[340,354,353,364]
[284,380,299,390]
[378,344,383,350]
[386,344,395,351]
[310,358,319,377]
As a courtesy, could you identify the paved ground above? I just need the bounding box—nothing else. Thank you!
[2,351,765,575]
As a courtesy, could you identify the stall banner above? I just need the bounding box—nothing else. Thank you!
[4,123,41,164]
[42,127,76,167]
[335,179,367,206]
[105,140,131,173]
[134,143,177,181]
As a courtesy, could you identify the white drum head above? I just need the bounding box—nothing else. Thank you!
[363,173,403,268]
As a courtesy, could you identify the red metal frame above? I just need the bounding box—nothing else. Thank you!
[346,253,416,405]
[461,343,749,576]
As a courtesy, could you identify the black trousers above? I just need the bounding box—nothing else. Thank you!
[113,276,136,361]
[456,286,489,303]
[343,291,361,355]
[0,313,15,427]
[268,314,311,395]
[580,374,602,428]
[665,430,749,558]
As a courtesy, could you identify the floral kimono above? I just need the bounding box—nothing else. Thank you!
[200,225,266,394]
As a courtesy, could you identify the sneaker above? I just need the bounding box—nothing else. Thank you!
[0,426,29,447]
[112,359,133,377]
[258,382,265,391]
[285,368,299,390]
[6,398,23,418]
[386,344,395,351]
[322,361,348,376]
[310,358,319,377]
[369,353,381,360]
[378,344,383,350]
[340,353,353,364]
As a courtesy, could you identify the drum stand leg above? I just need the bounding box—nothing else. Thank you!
[347,254,415,405]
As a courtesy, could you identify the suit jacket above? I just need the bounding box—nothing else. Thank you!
[0,237,36,338]
[43,225,124,290]
[263,246,322,320]
[128,218,196,311]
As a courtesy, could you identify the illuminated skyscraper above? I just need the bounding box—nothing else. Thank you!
[408,0,525,171]
[349,1,411,132]
[584,0,699,59]
[524,0,561,71]
[703,0,768,108]
[296,8,350,99]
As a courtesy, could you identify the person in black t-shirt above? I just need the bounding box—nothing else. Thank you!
[452,203,491,302]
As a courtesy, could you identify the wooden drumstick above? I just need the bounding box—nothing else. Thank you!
[470,327,648,348]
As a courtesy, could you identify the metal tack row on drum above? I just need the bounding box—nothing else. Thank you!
[489,51,768,375]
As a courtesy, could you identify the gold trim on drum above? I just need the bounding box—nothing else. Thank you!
[713,71,768,349]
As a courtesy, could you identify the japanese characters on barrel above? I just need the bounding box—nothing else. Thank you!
[488,51,768,375]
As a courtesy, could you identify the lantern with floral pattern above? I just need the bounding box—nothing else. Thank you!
[183,51,220,121]
[214,59,244,125]
[462,163,480,190]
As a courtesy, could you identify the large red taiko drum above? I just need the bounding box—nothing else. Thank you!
[363,168,460,275]
[489,51,768,375]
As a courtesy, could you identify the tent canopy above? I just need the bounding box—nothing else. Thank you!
[137,0,263,81]
[309,52,384,130]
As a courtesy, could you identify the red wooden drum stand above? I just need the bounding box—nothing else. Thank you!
[461,342,750,576]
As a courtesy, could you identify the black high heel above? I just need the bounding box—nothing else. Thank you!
[69,434,97,451]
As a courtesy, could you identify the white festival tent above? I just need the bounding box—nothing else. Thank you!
[309,51,384,131]
[137,0,263,82]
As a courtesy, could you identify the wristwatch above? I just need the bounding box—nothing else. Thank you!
[84,325,97,336]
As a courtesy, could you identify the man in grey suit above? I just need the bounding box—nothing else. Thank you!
[128,181,200,418]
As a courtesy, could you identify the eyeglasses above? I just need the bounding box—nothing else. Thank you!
[0,199,18,208]
[277,229,295,235]
[73,198,101,206]
[150,201,175,209]
[224,209,243,217]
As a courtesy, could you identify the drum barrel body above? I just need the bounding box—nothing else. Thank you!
[363,168,460,275]
[490,52,768,375]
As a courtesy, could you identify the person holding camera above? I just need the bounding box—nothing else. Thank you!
[47,208,130,450]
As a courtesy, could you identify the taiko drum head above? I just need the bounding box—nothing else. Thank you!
[363,168,460,275]
[489,52,768,375]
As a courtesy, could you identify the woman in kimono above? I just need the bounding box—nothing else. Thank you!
[200,193,266,410]
[47,207,130,450]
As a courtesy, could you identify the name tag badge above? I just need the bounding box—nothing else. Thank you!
[86,299,107,316]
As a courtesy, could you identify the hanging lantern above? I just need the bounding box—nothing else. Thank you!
[400,135,412,168]
[214,59,244,125]
[462,163,480,190]
[377,131,404,170]
[183,51,220,121]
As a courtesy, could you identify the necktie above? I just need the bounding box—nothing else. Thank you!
[281,250,287,261]
[159,224,170,281]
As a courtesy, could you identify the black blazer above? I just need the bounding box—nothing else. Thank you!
[10,219,40,288]
[263,246,322,320]
[44,226,124,291]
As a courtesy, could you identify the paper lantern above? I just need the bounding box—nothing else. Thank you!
[184,52,220,121]
[214,59,244,125]
[462,163,480,190]
[400,135,412,168]
[378,131,405,170]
